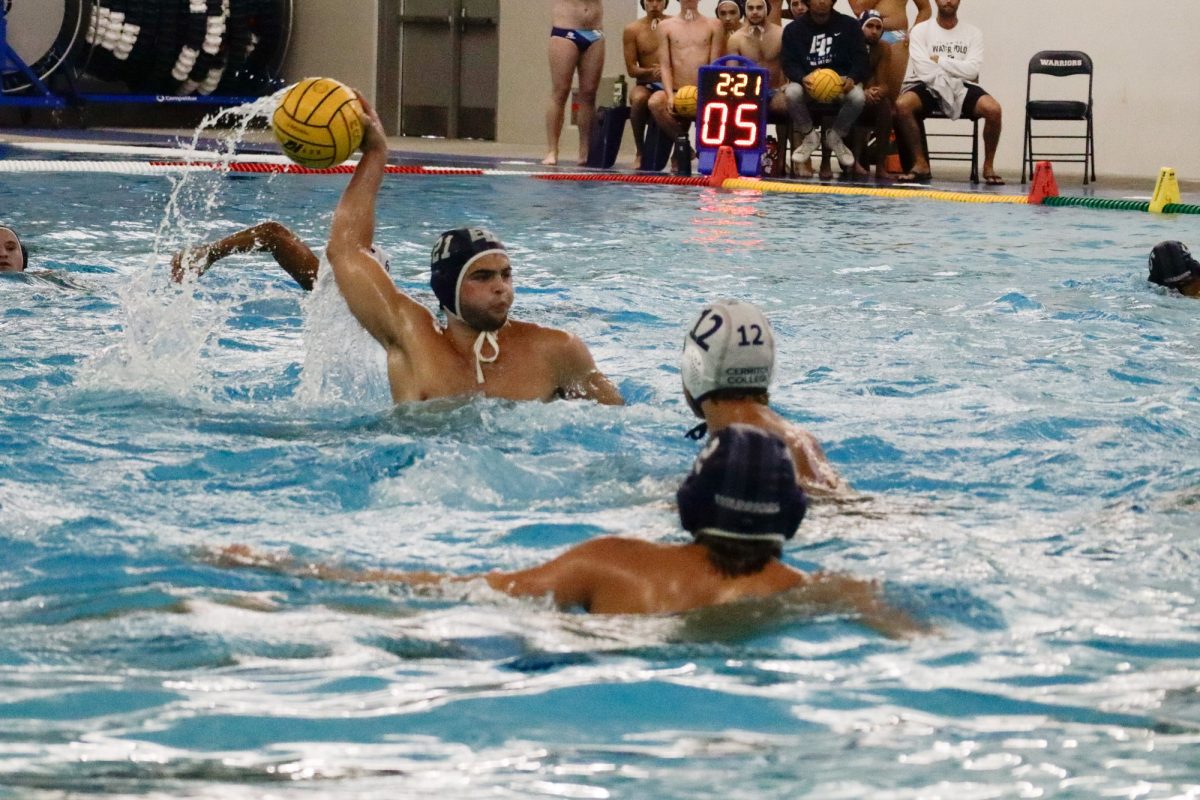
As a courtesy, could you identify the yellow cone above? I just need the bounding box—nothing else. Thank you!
[1150,167,1181,214]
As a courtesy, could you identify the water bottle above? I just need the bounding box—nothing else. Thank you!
[613,75,628,108]
[673,135,692,176]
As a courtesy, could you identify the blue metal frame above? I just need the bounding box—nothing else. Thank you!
[694,55,769,177]
[0,4,67,108]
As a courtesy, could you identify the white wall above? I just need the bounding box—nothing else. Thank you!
[956,0,1200,181]
[496,0,637,147]
[283,0,379,106]
[285,0,1200,180]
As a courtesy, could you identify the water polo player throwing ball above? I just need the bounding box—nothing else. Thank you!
[326,96,624,405]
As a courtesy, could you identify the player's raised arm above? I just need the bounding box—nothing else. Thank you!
[326,95,427,351]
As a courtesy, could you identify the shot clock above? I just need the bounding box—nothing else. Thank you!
[694,55,770,177]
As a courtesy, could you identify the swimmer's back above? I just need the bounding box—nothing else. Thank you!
[491,537,805,614]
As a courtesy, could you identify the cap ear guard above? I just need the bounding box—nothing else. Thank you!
[367,245,391,273]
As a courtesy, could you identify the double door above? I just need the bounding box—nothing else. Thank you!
[397,0,498,140]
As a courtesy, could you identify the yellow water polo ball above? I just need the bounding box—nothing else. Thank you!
[673,85,699,117]
[272,77,365,169]
[807,68,844,103]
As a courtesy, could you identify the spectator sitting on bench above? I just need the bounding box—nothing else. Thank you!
[715,0,745,45]
[781,0,869,179]
[726,0,790,171]
[893,0,1003,184]
[849,9,905,181]
[648,0,725,169]
[624,0,674,169]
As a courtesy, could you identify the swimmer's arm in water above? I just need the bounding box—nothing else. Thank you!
[795,572,929,639]
[555,331,624,406]
[211,543,599,610]
[327,94,430,354]
[789,430,851,497]
[171,221,319,290]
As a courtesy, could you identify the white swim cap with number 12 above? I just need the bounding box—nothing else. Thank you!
[681,300,776,413]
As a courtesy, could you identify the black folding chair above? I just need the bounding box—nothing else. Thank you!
[920,110,980,184]
[1021,50,1096,185]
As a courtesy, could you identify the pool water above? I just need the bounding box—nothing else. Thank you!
[2,161,1199,798]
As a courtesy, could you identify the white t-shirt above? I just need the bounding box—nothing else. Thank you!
[903,18,984,89]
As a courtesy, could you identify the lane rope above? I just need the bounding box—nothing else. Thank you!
[1,146,1195,214]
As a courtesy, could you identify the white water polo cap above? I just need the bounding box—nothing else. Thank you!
[681,300,776,413]
[367,245,391,272]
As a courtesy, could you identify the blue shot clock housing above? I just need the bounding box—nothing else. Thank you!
[694,55,770,177]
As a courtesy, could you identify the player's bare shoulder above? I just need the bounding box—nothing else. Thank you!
[659,14,684,38]
[507,318,583,356]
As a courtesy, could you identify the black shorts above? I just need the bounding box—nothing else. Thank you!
[908,82,989,119]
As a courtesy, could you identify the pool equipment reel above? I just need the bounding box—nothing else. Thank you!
[0,0,84,95]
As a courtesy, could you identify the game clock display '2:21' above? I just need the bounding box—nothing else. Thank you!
[696,67,766,149]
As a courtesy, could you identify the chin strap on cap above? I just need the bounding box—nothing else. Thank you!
[471,330,500,384]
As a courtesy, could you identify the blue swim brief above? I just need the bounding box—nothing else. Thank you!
[551,27,605,54]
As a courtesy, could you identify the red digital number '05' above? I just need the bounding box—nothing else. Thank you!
[700,102,759,147]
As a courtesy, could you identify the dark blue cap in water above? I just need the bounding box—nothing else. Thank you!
[1148,240,1200,288]
[677,424,807,543]
[429,227,507,318]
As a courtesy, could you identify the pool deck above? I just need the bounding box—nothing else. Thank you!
[2,125,1197,202]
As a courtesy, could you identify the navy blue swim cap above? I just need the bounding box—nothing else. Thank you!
[429,227,507,317]
[1148,241,1200,288]
[677,425,807,544]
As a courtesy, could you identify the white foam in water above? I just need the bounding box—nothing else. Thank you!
[80,93,294,401]
[296,263,391,406]
[156,92,284,262]
[79,267,216,398]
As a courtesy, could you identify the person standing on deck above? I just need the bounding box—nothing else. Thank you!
[545,0,608,166]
